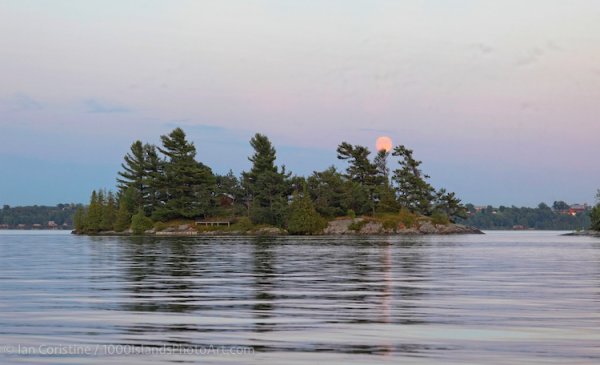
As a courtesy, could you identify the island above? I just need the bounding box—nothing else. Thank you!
[71,127,484,236]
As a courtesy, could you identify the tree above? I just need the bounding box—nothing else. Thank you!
[373,150,399,213]
[114,200,132,232]
[391,145,435,215]
[434,189,467,222]
[242,133,290,226]
[307,166,349,217]
[286,190,325,235]
[591,190,600,231]
[336,142,379,215]
[85,190,102,232]
[117,141,146,209]
[142,144,162,216]
[100,191,117,231]
[131,209,154,235]
[552,201,570,211]
[152,128,216,221]
[73,207,86,232]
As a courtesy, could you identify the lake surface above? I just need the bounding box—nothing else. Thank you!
[1,231,599,364]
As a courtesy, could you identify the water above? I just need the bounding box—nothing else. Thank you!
[1,231,599,364]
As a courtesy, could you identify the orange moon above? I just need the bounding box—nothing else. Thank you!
[375,136,393,152]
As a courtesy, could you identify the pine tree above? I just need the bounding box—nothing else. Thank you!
[85,190,103,232]
[242,133,290,226]
[142,144,161,216]
[152,128,215,221]
[131,209,154,235]
[286,189,325,235]
[434,188,467,222]
[391,145,435,215]
[117,141,146,209]
[373,150,399,213]
[336,142,379,215]
[114,200,132,232]
[73,207,86,232]
[100,191,117,231]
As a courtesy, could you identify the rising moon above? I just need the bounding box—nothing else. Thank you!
[375,136,393,152]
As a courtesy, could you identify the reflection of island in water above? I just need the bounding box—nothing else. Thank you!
[92,236,439,355]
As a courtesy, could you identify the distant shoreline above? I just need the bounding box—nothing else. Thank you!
[562,230,600,237]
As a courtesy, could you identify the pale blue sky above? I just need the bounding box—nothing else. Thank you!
[1,1,599,206]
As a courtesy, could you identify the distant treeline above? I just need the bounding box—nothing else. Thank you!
[0,204,80,228]
[75,127,467,234]
[459,203,592,230]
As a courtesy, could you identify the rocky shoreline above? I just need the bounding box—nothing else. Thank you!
[562,230,600,237]
[73,217,483,236]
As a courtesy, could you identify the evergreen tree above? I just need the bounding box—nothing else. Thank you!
[85,190,103,232]
[591,190,600,231]
[142,144,162,215]
[74,207,86,232]
[287,189,325,235]
[131,208,154,235]
[337,142,379,215]
[373,150,399,213]
[391,145,436,215]
[114,200,132,232]
[117,141,146,208]
[434,188,467,222]
[242,133,290,226]
[152,128,215,221]
[100,191,117,231]
[306,167,345,217]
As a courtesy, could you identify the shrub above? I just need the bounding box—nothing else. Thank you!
[131,209,154,235]
[431,210,450,225]
[347,209,356,219]
[398,208,417,228]
[232,216,254,232]
[591,205,600,231]
[348,219,367,232]
[382,216,400,230]
[153,221,168,232]
[287,193,326,235]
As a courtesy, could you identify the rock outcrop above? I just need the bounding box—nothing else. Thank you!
[322,218,482,235]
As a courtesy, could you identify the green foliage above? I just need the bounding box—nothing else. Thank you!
[591,205,600,231]
[73,207,86,231]
[398,208,418,228]
[392,145,435,215]
[431,210,450,225]
[232,216,254,231]
[100,191,117,231]
[85,191,102,232]
[114,196,132,232]
[286,192,326,235]
[131,209,154,235]
[434,189,467,222]
[337,142,380,215]
[77,128,477,235]
[461,203,591,230]
[348,219,367,232]
[242,133,291,226]
[0,204,80,228]
[152,128,216,221]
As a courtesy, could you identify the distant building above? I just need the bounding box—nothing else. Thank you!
[48,221,58,229]
[32,224,42,229]
[568,203,589,216]
[217,193,235,207]
[0,224,9,229]
[17,224,27,229]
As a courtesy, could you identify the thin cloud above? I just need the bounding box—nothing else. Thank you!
[84,99,130,113]
[1,93,43,112]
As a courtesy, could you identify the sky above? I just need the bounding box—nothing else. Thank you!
[0,0,599,207]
